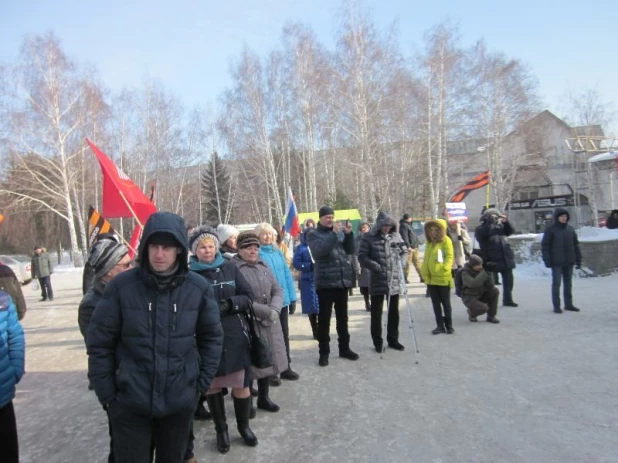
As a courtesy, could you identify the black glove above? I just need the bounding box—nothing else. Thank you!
[457,235,463,241]
[288,301,297,315]
[220,299,245,315]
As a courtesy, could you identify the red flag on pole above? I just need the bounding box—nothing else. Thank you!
[449,171,490,203]
[86,139,157,225]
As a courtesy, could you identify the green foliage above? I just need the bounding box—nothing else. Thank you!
[325,189,355,211]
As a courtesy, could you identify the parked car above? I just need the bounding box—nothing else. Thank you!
[0,255,32,285]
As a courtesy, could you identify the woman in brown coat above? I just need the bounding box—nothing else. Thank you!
[232,232,288,413]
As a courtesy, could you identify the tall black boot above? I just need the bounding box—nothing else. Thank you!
[256,377,280,412]
[233,396,258,447]
[309,314,318,340]
[206,392,230,454]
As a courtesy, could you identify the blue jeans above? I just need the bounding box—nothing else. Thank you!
[551,265,573,310]
[38,276,53,300]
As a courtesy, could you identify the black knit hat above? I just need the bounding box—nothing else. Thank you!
[319,205,335,218]
[89,240,129,277]
[147,232,182,248]
[236,231,261,249]
[402,213,410,220]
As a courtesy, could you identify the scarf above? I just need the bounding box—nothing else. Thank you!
[189,252,225,271]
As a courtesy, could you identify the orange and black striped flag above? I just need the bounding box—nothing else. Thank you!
[87,206,115,248]
[449,171,490,203]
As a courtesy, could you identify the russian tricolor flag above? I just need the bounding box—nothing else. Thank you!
[284,187,301,238]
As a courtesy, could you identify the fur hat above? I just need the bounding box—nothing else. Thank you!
[319,205,335,218]
[468,254,483,267]
[237,231,261,250]
[216,224,239,245]
[89,240,129,277]
[188,226,219,255]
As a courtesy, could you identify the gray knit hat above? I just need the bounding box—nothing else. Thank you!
[468,254,483,267]
[216,224,239,245]
[188,225,219,255]
[89,240,129,277]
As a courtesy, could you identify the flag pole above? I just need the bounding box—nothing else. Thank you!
[117,188,144,229]
[485,171,491,208]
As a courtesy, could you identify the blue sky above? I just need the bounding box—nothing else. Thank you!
[1,0,616,132]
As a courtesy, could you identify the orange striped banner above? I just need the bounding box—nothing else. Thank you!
[87,206,114,248]
[449,171,490,203]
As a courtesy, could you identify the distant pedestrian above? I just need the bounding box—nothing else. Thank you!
[541,208,582,313]
[0,290,25,463]
[353,222,371,311]
[399,213,422,283]
[421,219,455,334]
[461,255,500,324]
[307,206,359,366]
[31,245,54,301]
[605,209,618,229]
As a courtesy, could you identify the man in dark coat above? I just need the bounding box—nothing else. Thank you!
[461,255,500,324]
[541,208,582,313]
[87,212,224,462]
[307,206,360,367]
[359,212,407,352]
[474,208,518,307]
[31,246,54,301]
[399,213,421,283]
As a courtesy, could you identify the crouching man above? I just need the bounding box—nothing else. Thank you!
[461,255,500,324]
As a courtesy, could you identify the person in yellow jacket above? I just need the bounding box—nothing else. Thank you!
[421,219,455,334]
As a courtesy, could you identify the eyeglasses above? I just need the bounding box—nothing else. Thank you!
[116,261,132,269]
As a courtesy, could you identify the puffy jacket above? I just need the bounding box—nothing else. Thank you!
[259,245,296,307]
[358,212,407,296]
[421,219,454,287]
[78,278,107,343]
[87,212,224,417]
[190,254,252,377]
[541,208,582,268]
[461,263,495,303]
[0,264,27,320]
[474,210,516,272]
[399,219,419,249]
[0,291,25,408]
[31,251,53,278]
[292,228,319,315]
[307,223,355,290]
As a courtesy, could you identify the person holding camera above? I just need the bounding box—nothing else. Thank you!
[474,208,518,307]
[307,206,359,367]
[461,254,500,324]
[541,208,582,313]
[358,212,407,352]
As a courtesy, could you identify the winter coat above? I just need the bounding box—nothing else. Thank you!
[461,262,495,305]
[0,291,25,408]
[87,212,224,417]
[354,227,371,288]
[446,226,471,269]
[78,278,107,342]
[0,264,27,320]
[31,251,53,278]
[82,261,96,295]
[259,245,297,307]
[421,219,454,287]
[232,255,288,379]
[399,219,419,249]
[292,229,319,315]
[307,223,355,290]
[358,212,407,296]
[190,255,252,377]
[474,211,516,272]
[541,208,582,268]
[605,210,618,229]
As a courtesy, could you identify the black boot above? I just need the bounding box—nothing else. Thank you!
[233,396,258,447]
[256,378,280,412]
[206,392,230,454]
[444,313,455,334]
[309,314,319,340]
[194,395,211,420]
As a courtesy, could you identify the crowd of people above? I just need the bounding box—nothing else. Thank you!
[0,204,587,462]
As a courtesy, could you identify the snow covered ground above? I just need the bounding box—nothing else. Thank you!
[14,266,618,463]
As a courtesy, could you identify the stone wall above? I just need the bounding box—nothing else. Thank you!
[508,235,618,276]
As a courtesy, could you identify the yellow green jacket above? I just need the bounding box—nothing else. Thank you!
[421,219,454,287]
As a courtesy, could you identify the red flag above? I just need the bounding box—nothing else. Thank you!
[127,224,143,260]
[449,171,490,203]
[87,139,157,224]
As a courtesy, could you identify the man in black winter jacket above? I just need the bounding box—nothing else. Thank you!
[541,208,582,313]
[399,213,421,283]
[87,212,224,462]
[307,206,360,367]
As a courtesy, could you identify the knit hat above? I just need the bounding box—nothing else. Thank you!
[188,225,219,255]
[217,224,239,245]
[468,254,483,267]
[402,213,410,220]
[319,205,335,218]
[148,232,182,248]
[89,240,129,277]
[236,231,261,250]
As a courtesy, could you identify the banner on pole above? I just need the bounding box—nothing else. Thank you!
[445,202,468,223]
[87,206,115,248]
